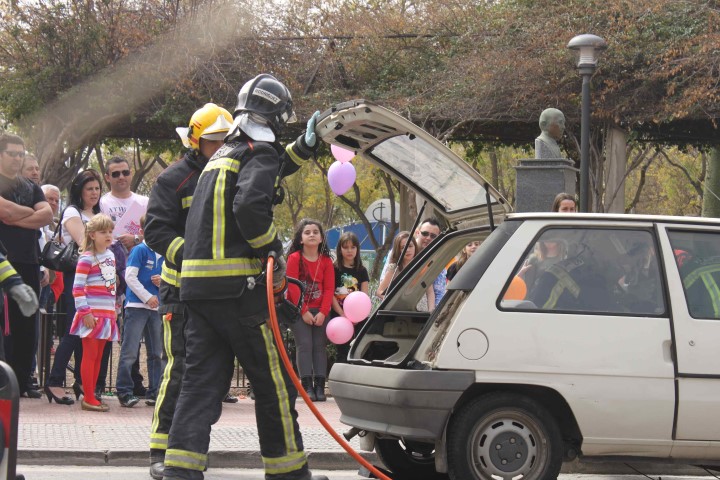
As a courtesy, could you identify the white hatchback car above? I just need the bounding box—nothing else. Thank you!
[317,101,720,480]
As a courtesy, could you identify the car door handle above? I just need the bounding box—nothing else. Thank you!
[663,340,674,363]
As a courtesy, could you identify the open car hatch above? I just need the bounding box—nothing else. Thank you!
[316,100,511,228]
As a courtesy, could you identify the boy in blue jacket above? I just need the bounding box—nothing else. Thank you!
[117,215,163,407]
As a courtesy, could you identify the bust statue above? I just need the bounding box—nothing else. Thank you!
[535,108,565,159]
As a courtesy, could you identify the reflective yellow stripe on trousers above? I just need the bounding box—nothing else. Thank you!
[260,323,307,475]
[165,449,207,471]
[150,312,175,446]
[149,432,168,450]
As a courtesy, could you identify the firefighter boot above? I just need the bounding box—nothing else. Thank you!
[149,459,164,480]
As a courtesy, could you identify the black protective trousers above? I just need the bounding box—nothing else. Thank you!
[149,304,187,460]
[164,297,310,480]
[3,263,39,394]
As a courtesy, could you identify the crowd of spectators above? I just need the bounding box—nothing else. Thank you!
[0,132,166,406]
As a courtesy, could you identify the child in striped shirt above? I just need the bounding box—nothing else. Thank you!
[70,213,119,412]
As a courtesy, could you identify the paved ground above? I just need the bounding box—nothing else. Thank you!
[15,393,716,476]
[18,394,370,469]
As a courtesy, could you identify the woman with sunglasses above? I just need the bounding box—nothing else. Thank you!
[44,169,103,405]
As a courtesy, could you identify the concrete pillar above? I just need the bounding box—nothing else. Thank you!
[514,158,578,212]
[604,126,628,213]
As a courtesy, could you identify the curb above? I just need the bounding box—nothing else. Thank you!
[17,449,377,470]
[18,449,715,476]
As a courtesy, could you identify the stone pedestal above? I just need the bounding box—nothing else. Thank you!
[514,158,578,212]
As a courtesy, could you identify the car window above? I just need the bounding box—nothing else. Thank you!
[499,228,666,316]
[378,228,492,313]
[668,230,720,319]
[370,134,494,213]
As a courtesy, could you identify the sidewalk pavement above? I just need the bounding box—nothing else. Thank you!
[17,393,372,469]
[15,394,714,476]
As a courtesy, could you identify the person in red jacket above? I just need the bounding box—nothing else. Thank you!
[285,218,335,402]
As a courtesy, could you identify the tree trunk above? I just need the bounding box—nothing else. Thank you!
[489,148,500,188]
[604,126,628,213]
[702,147,720,218]
[398,184,418,231]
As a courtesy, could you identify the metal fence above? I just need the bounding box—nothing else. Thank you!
[37,310,299,395]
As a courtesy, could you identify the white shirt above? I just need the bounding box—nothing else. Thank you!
[60,207,91,246]
[99,192,148,223]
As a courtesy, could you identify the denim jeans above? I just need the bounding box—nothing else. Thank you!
[116,307,162,397]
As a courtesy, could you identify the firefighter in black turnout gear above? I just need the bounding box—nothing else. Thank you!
[162,74,326,480]
[144,103,233,480]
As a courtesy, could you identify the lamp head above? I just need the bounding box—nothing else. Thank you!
[567,34,607,68]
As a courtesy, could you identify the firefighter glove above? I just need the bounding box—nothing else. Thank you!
[8,284,38,317]
[272,255,287,293]
[304,111,320,149]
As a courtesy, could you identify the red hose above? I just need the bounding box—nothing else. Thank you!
[266,257,392,480]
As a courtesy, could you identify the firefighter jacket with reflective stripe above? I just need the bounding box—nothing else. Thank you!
[528,257,610,311]
[145,150,206,308]
[681,258,720,318]
[180,136,311,301]
[0,253,22,289]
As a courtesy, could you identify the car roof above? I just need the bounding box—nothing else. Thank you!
[507,212,720,226]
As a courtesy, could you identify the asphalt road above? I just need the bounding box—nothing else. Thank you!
[13,466,714,480]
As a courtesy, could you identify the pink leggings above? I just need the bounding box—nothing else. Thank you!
[81,337,107,406]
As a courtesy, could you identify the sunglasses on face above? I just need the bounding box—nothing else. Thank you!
[110,169,131,178]
[2,150,25,158]
[419,231,438,239]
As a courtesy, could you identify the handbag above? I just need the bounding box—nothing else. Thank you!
[40,207,80,273]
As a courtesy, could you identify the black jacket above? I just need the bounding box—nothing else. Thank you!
[145,150,207,310]
[180,135,311,301]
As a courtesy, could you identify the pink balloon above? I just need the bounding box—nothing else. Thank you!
[344,291,372,324]
[327,161,356,196]
[326,317,355,345]
[331,144,355,164]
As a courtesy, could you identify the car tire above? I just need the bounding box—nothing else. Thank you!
[375,438,448,479]
[447,392,563,480]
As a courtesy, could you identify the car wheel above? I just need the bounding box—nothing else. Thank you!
[375,438,448,479]
[447,393,563,480]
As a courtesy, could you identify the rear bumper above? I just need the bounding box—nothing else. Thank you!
[328,363,474,440]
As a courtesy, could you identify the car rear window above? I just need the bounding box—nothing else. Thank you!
[450,220,521,291]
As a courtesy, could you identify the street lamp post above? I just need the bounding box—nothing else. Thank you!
[567,34,607,213]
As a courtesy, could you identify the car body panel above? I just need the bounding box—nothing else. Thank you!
[434,220,676,455]
[315,100,510,228]
[656,223,720,442]
[330,363,474,440]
